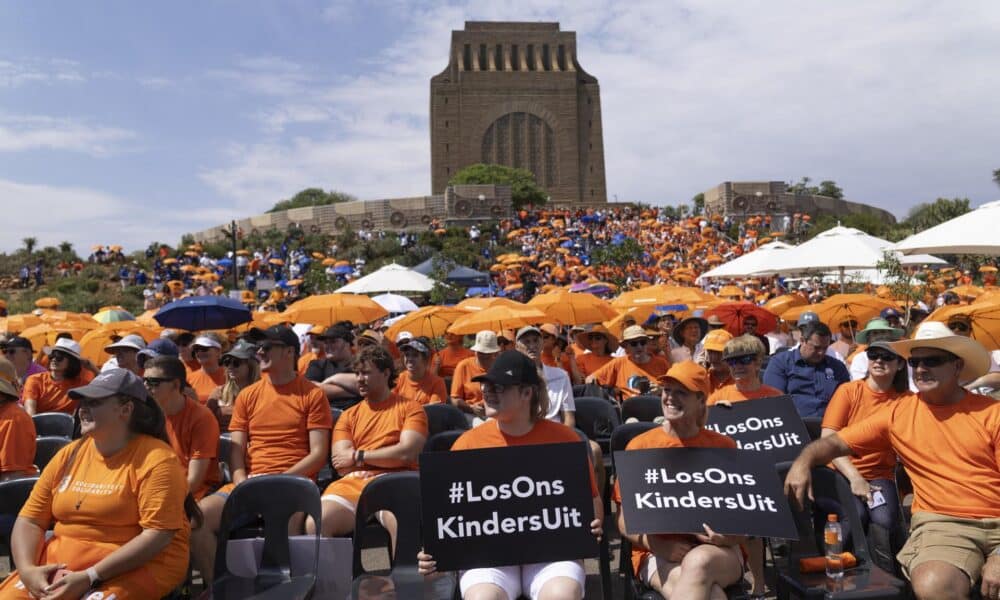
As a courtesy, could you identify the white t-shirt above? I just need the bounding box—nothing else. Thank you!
[543,364,574,422]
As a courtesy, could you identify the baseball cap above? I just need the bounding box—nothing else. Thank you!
[515,326,541,341]
[880,307,902,320]
[797,311,820,326]
[395,331,414,344]
[104,334,147,354]
[138,338,180,364]
[247,325,300,348]
[0,357,18,398]
[320,323,354,342]
[1,336,33,352]
[69,368,149,403]
[398,335,431,355]
[222,339,259,361]
[657,361,711,396]
[702,329,734,353]
[192,336,222,350]
[358,329,383,346]
[470,330,500,353]
[539,323,560,337]
[472,350,541,386]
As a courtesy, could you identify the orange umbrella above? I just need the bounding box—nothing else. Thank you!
[717,285,744,299]
[612,285,712,309]
[385,306,469,341]
[979,266,997,273]
[231,311,288,332]
[311,252,325,260]
[504,283,523,294]
[799,294,897,327]
[268,258,285,266]
[527,290,618,325]
[948,284,984,299]
[282,293,388,326]
[924,300,1000,350]
[0,314,44,333]
[455,297,524,312]
[163,258,178,265]
[79,323,159,366]
[322,258,337,266]
[38,311,99,327]
[35,297,61,309]
[236,250,251,256]
[764,294,808,316]
[448,304,547,335]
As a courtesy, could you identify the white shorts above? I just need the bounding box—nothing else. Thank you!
[459,560,585,600]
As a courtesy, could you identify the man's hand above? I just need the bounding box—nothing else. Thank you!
[848,477,874,504]
[784,460,814,510]
[331,445,356,470]
[982,553,1000,600]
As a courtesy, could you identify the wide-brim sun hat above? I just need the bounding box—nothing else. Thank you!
[855,318,905,345]
[888,321,991,383]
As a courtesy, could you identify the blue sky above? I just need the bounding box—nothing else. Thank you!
[2,1,999,253]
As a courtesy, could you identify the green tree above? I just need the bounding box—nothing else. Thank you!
[992,168,1000,189]
[590,238,644,288]
[22,237,37,256]
[268,188,356,213]
[900,197,970,233]
[58,241,74,256]
[448,163,547,210]
[817,180,844,199]
[691,193,705,216]
[787,177,844,199]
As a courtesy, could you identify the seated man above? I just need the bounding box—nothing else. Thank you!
[785,322,1000,600]
[763,321,849,417]
[586,325,669,399]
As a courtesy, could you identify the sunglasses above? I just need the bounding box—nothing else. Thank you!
[724,354,756,366]
[192,346,216,354]
[947,321,971,333]
[49,353,69,363]
[624,340,647,348]
[3,349,19,356]
[481,382,515,394]
[143,376,173,388]
[221,358,246,368]
[588,333,606,340]
[78,396,117,409]
[906,355,957,369]
[865,349,899,362]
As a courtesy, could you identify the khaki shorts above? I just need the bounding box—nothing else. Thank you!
[897,512,1000,584]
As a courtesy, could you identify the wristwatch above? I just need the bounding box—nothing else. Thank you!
[356,450,366,467]
[86,566,103,589]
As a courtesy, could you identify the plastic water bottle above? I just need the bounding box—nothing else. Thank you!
[824,514,844,580]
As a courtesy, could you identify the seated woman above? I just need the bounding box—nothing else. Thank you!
[575,326,616,380]
[821,340,908,570]
[418,350,604,600]
[0,368,199,600]
[0,356,35,481]
[394,336,448,405]
[615,361,745,599]
[707,335,782,405]
[311,345,427,541]
[206,339,260,430]
[22,338,95,416]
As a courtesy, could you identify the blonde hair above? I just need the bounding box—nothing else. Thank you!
[218,359,261,409]
[527,379,550,422]
[724,334,767,360]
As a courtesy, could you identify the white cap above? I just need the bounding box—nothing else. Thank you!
[395,331,414,344]
[104,334,147,353]
[44,338,83,360]
[192,336,222,350]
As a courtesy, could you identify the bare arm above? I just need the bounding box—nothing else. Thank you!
[23,397,38,416]
[784,434,853,509]
[186,458,211,495]
[283,429,330,477]
[361,429,427,468]
[822,427,872,503]
[320,373,360,400]
[44,529,177,598]
[10,517,52,597]
[562,410,576,429]
[229,430,248,484]
[451,396,484,417]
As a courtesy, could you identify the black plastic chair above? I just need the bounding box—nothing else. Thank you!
[423,403,470,437]
[209,474,322,600]
[802,417,823,441]
[424,430,464,452]
[351,472,455,599]
[33,436,70,472]
[0,477,39,570]
[32,412,74,438]
[572,397,622,455]
[611,423,748,600]
[773,464,905,599]
[621,394,662,423]
[316,409,343,491]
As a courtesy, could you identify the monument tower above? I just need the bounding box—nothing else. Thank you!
[430,21,607,207]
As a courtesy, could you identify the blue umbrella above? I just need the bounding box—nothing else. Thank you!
[217,258,234,267]
[154,296,252,331]
[333,265,353,275]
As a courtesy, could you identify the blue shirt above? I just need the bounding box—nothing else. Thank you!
[762,348,850,418]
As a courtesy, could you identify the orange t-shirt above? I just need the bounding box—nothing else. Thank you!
[452,418,599,498]
[590,355,670,398]
[17,436,190,597]
[451,356,487,406]
[838,391,1000,519]
[188,366,226,404]
[707,383,785,406]
[394,370,447,406]
[709,373,733,394]
[23,370,95,414]
[821,379,901,481]
[541,350,573,373]
[165,398,221,499]
[183,358,201,373]
[576,353,613,377]
[229,375,333,478]
[613,427,737,576]
[0,401,36,476]
[437,346,474,378]
[298,350,324,375]
[333,392,428,475]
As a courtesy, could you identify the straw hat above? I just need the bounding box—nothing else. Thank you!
[889,322,991,383]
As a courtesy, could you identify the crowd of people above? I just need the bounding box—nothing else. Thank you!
[0,206,998,599]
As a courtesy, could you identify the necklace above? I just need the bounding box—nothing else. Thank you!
[71,450,122,511]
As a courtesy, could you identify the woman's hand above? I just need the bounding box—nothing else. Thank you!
[714,400,733,408]
[646,535,693,562]
[16,563,65,598]
[695,523,741,547]
[42,569,90,599]
[848,477,875,504]
[417,550,436,576]
[590,518,603,542]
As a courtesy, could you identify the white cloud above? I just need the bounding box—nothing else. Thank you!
[200,1,1000,217]
[0,178,240,253]
[0,58,86,88]
[0,114,136,156]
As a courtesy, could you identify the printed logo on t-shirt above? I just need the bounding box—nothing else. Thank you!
[57,475,71,493]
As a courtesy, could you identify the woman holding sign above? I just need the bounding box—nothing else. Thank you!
[614,361,747,599]
[418,350,603,600]
[820,339,907,570]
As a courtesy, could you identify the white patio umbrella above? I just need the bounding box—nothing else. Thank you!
[697,241,794,281]
[750,226,946,289]
[372,293,419,314]
[337,263,436,294]
[893,199,1000,255]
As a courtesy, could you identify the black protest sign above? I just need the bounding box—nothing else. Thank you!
[420,442,598,572]
[705,394,809,462]
[615,447,797,539]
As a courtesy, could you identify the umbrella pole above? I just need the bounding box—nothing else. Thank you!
[839,266,845,293]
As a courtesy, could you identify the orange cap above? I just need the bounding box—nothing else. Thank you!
[539,323,560,337]
[657,361,711,396]
[703,329,734,352]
